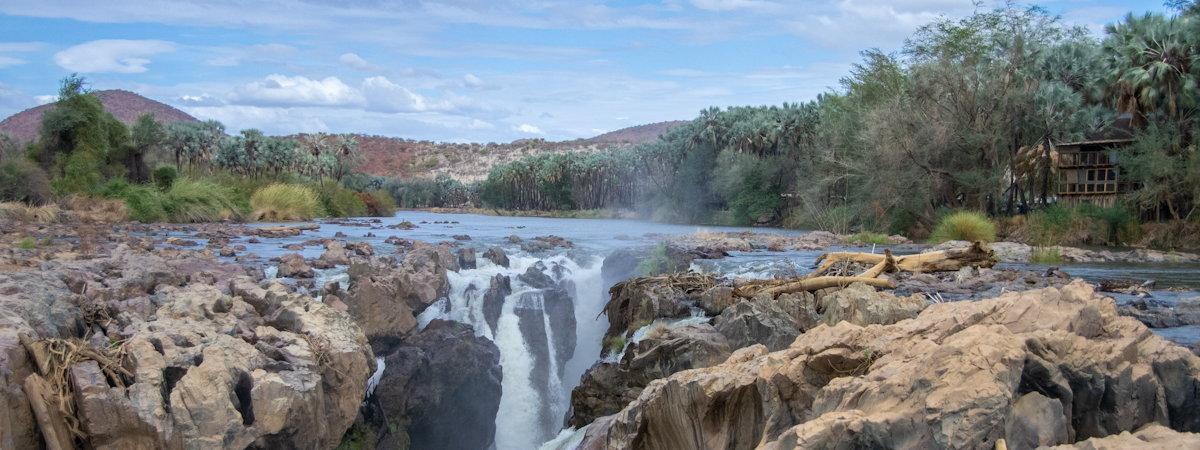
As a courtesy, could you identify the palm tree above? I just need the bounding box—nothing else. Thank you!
[1103,13,1197,126]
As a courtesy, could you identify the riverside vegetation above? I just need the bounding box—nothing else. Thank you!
[0,75,395,224]
[388,5,1200,251]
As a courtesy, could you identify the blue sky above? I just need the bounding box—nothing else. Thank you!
[0,0,1170,142]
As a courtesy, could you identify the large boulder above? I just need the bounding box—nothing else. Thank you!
[817,282,928,327]
[601,274,716,353]
[342,241,457,338]
[369,320,502,450]
[713,293,812,351]
[579,281,1200,449]
[1043,424,1200,449]
[277,253,314,278]
[483,246,509,268]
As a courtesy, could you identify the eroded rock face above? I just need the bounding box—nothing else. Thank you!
[714,293,811,351]
[369,320,502,450]
[817,282,928,327]
[602,274,716,351]
[1,242,373,450]
[482,274,511,334]
[580,281,1200,449]
[342,241,457,338]
[569,323,732,427]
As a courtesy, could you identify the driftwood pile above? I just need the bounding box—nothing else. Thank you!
[734,241,996,298]
[19,335,131,450]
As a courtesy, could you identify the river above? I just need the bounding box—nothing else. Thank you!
[174,210,1200,449]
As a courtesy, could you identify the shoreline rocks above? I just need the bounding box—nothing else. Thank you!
[578,281,1200,449]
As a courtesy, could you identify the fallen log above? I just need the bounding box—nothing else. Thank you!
[745,276,896,298]
[814,242,994,276]
[735,242,995,298]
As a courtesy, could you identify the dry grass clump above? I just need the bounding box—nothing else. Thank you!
[62,195,128,223]
[0,202,63,223]
[929,211,996,243]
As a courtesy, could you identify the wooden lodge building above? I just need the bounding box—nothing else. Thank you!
[1052,117,1135,208]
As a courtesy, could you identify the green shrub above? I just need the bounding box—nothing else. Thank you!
[101,180,168,222]
[356,190,397,217]
[636,243,674,276]
[1078,204,1140,245]
[847,231,889,245]
[604,335,627,355]
[164,179,243,222]
[0,159,52,205]
[152,166,178,190]
[250,184,322,221]
[929,210,996,243]
[1030,247,1063,264]
[317,184,367,218]
[52,151,103,195]
[16,237,35,249]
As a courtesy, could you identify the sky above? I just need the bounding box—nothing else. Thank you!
[0,0,1171,143]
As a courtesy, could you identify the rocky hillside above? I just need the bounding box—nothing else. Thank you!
[0,90,198,143]
[342,121,685,181]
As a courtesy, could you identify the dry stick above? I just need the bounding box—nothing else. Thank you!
[23,373,76,450]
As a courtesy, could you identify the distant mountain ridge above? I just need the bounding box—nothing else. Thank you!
[0,89,199,143]
[0,88,684,181]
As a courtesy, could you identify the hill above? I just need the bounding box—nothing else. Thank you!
[334,121,685,182]
[0,89,198,143]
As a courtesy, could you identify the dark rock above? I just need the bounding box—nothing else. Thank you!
[1119,297,1200,328]
[370,320,502,450]
[483,246,509,268]
[518,263,556,289]
[482,275,511,334]
[458,247,477,270]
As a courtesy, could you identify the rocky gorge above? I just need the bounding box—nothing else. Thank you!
[2,209,1200,449]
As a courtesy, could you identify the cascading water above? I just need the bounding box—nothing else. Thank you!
[416,252,606,450]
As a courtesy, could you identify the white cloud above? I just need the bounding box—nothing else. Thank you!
[339,52,380,71]
[0,42,43,52]
[361,76,432,112]
[0,56,25,68]
[463,73,484,87]
[514,123,544,134]
[231,74,363,107]
[53,39,175,73]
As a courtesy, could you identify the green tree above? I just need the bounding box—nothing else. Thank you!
[126,113,164,182]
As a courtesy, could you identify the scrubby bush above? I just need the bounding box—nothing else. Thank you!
[636,243,673,276]
[152,165,178,190]
[164,179,243,222]
[929,211,996,243]
[250,184,322,221]
[0,159,52,205]
[1030,247,1063,264]
[356,190,397,217]
[317,184,367,218]
[101,179,168,222]
[847,231,889,245]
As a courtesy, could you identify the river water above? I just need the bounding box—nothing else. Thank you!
[186,211,1200,449]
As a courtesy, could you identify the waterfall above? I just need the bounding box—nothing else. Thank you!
[418,252,605,450]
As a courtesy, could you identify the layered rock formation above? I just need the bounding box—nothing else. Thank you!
[578,281,1200,449]
[0,245,373,449]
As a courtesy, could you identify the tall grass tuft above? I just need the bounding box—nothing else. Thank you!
[929,210,996,243]
[357,190,397,217]
[317,184,367,218]
[164,179,243,222]
[250,183,322,221]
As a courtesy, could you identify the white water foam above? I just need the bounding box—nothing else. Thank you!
[419,252,604,450]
